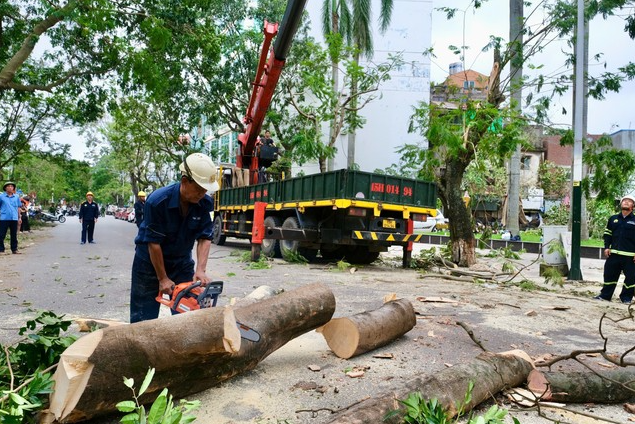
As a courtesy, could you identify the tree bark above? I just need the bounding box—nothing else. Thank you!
[46,282,336,423]
[528,369,635,403]
[443,156,476,266]
[327,350,534,423]
[318,299,416,359]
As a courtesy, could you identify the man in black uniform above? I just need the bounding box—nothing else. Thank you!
[595,195,635,303]
[134,191,146,228]
[130,153,219,323]
[79,191,100,244]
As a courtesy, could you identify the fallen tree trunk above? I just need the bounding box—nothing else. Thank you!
[528,368,635,403]
[46,282,335,423]
[327,350,534,423]
[318,299,416,359]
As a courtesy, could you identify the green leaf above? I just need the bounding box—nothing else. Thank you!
[139,406,147,424]
[138,368,155,396]
[123,377,135,389]
[147,389,168,424]
[116,401,137,413]
[120,412,141,424]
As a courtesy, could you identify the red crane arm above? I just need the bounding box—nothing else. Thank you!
[236,0,307,184]
[236,21,281,172]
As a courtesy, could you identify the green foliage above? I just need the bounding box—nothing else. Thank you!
[239,252,272,269]
[542,266,565,288]
[385,381,512,424]
[0,311,77,424]
[588,198,616,239]
[281,250,309,264]
[538,160,569,198]
[502,261,516,274]
[409,247,451,270]
[384,392,450,424]
[484,247,523,260]
[515,279,549,292]
[582,134,635,203]
[463,160,508,202]
[116,368,200,424]
[282,38,403,170]
[336,259,352,272]
[543,203,569,225]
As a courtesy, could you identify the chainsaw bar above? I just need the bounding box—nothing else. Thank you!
[237,322,261,342]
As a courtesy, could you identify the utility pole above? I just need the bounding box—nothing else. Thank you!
[506,0,523,237]
[569,0,585,280]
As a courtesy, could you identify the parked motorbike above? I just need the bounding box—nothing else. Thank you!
[39,211,66,223]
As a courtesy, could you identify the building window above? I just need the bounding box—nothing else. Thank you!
[521,155,532,170]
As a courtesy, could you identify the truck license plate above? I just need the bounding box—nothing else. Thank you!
[383,219,396,229]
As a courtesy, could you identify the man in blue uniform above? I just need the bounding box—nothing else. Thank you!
[595,195,635,303]
[0,181,22,254]
[79,192,100,244]
[134,191,146,228]
[130,153,219,323]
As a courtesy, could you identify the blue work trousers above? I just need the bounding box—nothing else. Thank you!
[130,253,195,323]
[81,219,96,243]
[600,253,635,302]
[0,220,18,252]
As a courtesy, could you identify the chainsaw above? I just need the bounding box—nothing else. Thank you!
[156,281,260,342]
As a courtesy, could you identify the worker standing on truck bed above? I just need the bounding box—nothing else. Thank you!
[129,153,220,323]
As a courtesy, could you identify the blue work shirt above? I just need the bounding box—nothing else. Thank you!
[0,193,21,221]
[134,183,214,264]
[79,201,100,221]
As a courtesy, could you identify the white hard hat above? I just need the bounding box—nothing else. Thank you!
[179,153,220,194]
[622,195,635,204]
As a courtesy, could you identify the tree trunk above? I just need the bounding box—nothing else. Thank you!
[442,156,476,267]
[528,369,635,403]
[327,351,534,423]
[46,282,336,423]
[317,299,416,359]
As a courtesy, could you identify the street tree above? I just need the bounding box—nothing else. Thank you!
[399,1,635,266]
[282,40,402,172]
[0,0,224,166]
[87,95,191,198]
[321,0,394,169]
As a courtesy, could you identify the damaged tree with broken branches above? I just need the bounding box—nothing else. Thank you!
[395,1,635,267]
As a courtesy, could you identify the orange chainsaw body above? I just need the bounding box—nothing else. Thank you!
[156,281,223,313]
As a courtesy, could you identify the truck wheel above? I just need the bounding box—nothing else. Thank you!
[280,217,317,262]
[212,215,226,246]
[261,216,282,258]
[344,246,380,265]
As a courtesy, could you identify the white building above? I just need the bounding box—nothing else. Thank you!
[301,0,433,174]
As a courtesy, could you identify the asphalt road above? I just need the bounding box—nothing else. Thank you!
[1,218,633,424]
[1,215,139,338]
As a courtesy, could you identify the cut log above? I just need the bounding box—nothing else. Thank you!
[528,368,635,403]
[317,299,416,359]
[327,350,534,423]
[46,282,335,423]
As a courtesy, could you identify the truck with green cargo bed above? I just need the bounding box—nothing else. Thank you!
[212,168,437,266]
[214,0,437,265]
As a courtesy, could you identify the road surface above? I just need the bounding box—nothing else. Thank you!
[1,216,632,424]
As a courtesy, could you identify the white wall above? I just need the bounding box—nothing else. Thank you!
[298,0,432,174]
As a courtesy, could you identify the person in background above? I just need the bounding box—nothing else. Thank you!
[262,130,276,146]
[595,195,635,304]
[134,191,147,228]
[79,191,100,244]
[130,153,219,323]
[0,181,22,254]
[20,195,30,233]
